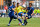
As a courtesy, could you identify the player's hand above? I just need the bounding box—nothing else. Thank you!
[31,14,32,16]
[31,13,33,16]
[26,14,28,16]
[14,12,16,14]
[12,8,16,10]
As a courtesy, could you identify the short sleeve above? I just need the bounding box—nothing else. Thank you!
[32,8,34,11]
[8,7,11,10]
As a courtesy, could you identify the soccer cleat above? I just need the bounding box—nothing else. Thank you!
[24,22,28,25]
[14,19,16,21]
[22,23,25,26]
[25,23,27,25]
[8,24,10,26]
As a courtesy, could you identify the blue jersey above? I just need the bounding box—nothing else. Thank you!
[27,7,34,15]
[8,5,16,17]
[8,5,15,12]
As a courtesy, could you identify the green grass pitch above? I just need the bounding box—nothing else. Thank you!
[0,17,40,27]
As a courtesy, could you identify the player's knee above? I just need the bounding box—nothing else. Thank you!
[26,17,28,19]
[24,19,26,20]
[21,13,22,15]
[21,16,23,19]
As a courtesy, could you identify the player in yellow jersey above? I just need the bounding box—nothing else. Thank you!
[37,9,40,15]
[34,9,37,15]
[14,3,24,25]
[14,3,23,18]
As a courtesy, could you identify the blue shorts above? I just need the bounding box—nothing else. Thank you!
[37,13,38,15]
[9,12,17,19]
[10,15,17,19]
[24,12,26,14]
[26,16,32,19]
[26,13,32,19]
[9,12,14,17]
[18,12,23,16]
[22,13,26,16]
[26,14,32,19]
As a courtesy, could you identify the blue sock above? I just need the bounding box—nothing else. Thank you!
[9,18,12,24]
[24,19,27,24]
[21,19,23,21]
[18,19,22,23]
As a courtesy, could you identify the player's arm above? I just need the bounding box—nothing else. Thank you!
[20,6,24,10]
[14,7,17,13]
[12,8,16,10]
[31,8,34,16]
[12,6,17,11]
[31,11,34,16]
[25,7,28,16]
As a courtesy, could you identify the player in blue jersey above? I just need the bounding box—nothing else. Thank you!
[8,2,24,26]
[24,3,34,25]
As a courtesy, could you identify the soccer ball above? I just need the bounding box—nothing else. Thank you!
[18,23,21,26]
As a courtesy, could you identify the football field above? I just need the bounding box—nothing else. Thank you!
[0,17,40,27]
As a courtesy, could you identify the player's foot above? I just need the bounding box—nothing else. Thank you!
[8,24,10,26]
[25,23,27,25]
[22,23,25,26]
[14,19,16,21]
[24,22,28,25]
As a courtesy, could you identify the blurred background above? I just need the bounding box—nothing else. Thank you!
[0,0,40,17]
[0,0,40,9]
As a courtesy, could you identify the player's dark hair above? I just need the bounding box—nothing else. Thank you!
[9,4,12,6]
[17,3,19,7]
[29,3,32,6]
[17,3,19,4]
[13,2,15,4]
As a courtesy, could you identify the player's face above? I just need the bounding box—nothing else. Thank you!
[10,4,12,6]
[17,4,19,7]
[29,4,32,7]
[18,4,19,6]
[13,2,15,6]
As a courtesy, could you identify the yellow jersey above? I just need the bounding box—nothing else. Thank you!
[14,6,23,14]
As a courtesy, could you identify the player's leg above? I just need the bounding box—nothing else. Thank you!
[18,12,24,25]
[24,19,27,25]
[18,12,24,22]
[18,13,22,23]
[24,15,32,25]
[24,16,28,25]
[18,17,24,25]
[13,15,23,24]
[14,13,24,25]
[8,17,13,26]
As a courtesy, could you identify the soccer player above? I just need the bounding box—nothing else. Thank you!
[24,3,34,25]
[8,2,16,26]
[34,9,37,15]
[37,9,40,15]
[14,3,24,25]
[8,2,24,26]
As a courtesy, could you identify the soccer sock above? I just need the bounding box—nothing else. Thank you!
[9,18,12,24]
[21,19,23,21]
[19,19,23,23]
[24,19,27,24]
[18,19,22,23]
